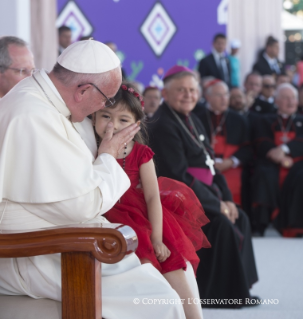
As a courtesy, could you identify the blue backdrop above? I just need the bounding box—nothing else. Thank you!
[57,0,227,86]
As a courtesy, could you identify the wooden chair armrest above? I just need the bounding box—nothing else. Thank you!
[0,223,138,319]
[0,223,138,263]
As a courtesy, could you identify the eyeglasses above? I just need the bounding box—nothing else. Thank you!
[4,67,37,77]
[263,84,276,89]
[78,83,115,107]
[213,93,230,98]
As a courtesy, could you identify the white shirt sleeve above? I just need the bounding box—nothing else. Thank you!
[21,153,130,225]
[230,156,241,168]
[280,144,290,154]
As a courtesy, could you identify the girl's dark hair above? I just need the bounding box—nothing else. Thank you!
[106,81,148,145]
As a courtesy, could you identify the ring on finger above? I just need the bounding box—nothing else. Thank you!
[224,209,229,215]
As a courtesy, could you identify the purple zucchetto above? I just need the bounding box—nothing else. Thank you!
[163,65,194,81]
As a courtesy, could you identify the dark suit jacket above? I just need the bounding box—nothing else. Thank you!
[253,55,285,76]
[198,53,231,86]
[250,96,276,115]
[148,102,233,215]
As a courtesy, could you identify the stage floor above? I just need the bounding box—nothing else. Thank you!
[203,226,303,319]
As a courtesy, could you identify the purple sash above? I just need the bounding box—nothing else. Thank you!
[187,167,213,186]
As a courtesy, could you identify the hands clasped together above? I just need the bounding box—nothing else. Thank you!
[214,158,234,172]
[220,201,239,224]
[266,146,293,169]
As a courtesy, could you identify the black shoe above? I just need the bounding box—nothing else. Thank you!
[243,296,262,307]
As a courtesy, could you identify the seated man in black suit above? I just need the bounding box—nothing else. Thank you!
[198,33,231,87]
[253,36,285,76]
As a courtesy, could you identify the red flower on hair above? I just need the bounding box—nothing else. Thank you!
[121,84,144,109]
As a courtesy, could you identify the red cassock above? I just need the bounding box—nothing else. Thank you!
[213,136,242,205]
[104,142,211,274]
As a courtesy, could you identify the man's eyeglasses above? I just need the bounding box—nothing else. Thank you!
[263,84,276,89]
[4,67,37,77]
[78,83,115,107]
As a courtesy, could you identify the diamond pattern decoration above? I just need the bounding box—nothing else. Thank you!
[140,3,177,57]
[56,1,93,42]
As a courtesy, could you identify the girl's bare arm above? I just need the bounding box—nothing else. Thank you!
[140,159,170,262]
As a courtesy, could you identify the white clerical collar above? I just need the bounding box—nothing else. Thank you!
[278,113,290,119]
[207,102,222,115]
[259,94,274,104]
[40,69,65,103]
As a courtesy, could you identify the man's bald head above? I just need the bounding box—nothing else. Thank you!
[275,83,298,116]
[0,36,35,97]
[205,81,229,113]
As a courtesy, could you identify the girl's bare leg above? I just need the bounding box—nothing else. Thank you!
[163,269,202,319]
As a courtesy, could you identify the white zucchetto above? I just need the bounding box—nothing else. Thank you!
[57,39,121,74]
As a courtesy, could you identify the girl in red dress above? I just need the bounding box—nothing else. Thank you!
[93,83,210,319]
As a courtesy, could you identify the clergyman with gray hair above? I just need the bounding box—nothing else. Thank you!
[148,65,259,307]
[251,83,303,237]
[0,36,35,98]
[0,40,187,319]
[193,79,253,206]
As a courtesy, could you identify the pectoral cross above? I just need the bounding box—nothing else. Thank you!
[199,134,205,141]
[281,134,289,143]
[205,154,215,175]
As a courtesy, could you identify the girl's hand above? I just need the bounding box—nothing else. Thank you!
[152,241,171,263]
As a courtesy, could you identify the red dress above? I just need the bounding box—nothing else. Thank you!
[104,142,210,274]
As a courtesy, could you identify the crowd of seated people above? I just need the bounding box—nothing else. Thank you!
[192,33,303,239]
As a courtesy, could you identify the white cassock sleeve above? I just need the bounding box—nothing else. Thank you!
[94,153,130,215]
[20,153,130,225]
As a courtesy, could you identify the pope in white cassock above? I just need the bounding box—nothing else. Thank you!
[0,40,190,319]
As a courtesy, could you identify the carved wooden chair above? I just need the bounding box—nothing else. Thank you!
[0,223,137,319]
